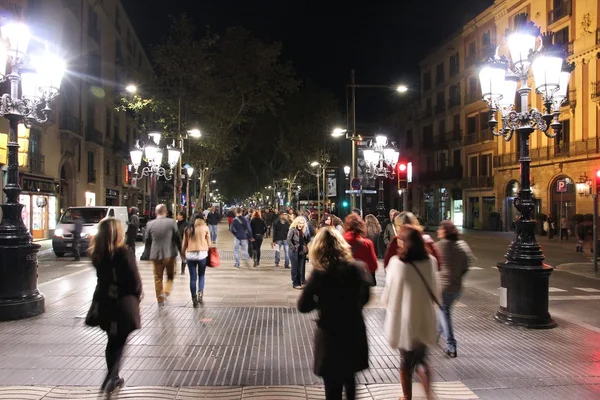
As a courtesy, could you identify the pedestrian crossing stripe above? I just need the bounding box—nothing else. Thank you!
[574,287,600,293]
[548,287,567,292]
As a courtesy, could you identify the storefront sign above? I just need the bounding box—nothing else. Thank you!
[22,176,57,194]
[106,189,119,199]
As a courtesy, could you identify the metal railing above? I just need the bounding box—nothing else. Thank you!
[59,114,82,135]
[464,129,493,145]
[30,154,45,174]
[548,0,572,25]
[462,176,494,188]
[419,165,463,183]
[493,138,600,168]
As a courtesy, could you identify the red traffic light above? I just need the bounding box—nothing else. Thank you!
[398,163,407,172]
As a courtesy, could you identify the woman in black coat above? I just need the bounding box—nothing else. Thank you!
[86,218,142,395]
[298,227,371,400]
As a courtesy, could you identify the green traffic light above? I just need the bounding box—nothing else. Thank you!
[342,201,349,207]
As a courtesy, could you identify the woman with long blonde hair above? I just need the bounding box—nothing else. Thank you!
[182,216,212,307]
[287,216,310,289]
[87,218,142,395]
[298,227,371,400]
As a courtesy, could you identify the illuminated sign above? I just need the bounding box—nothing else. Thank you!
[407,162,413,183]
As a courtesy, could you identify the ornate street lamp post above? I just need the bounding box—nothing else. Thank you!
[130,132,181,217]
[0,23,65,320]
[479,14,572,329]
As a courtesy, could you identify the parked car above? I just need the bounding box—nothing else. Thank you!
[52,206,128,257]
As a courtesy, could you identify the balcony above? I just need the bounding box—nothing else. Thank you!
[493,138,600,168]
[59,114,82,136]
[419,165,463,183]
[463,176,494,189]
[29,154,45,174]
[85,125,103,146]
[548,0,572,25]
[592,82,600,101]
[464,129,493,146]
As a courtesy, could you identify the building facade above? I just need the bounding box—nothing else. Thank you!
[0,0,152,239]
[395,0,599,231]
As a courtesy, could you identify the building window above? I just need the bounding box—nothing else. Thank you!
[482,30,491,47]
[439,152,447,170]
[114,162,120,186]
[453,149,461,167]
[88,151,96,183]
[556,119,570,153]
[406,129,413,148]
[88,53,101,79]
[453,114,460,137]
[480,154,491,176]
[469,156,478,177]
[467,41,476,65]
[29,129,41,155]
[480,112,489,131]
[435,62,444,85]
[106,109,111,138]
[87,99,95,129]
[449,53,459,76]
[467,116,476,134]
[114,112,120,139]
[423,125,433,149]
[449,84,460,107]
[423,71,431,92]
[438,119,446,136]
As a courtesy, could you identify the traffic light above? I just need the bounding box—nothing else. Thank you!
[596,170,600,194]
[397,161,408,189]
[342,200,349,207]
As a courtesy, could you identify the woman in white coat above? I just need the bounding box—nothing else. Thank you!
[381,226,439,400]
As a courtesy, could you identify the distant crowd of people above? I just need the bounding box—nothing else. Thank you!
[85,204,477,400]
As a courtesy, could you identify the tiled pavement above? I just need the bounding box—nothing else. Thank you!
[1,223,600,399]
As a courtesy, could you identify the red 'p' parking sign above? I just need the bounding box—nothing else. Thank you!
[556,179,567,193]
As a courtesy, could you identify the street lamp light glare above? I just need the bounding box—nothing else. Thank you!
[125,84,137,93]
[331,128,346,137]
[396,85,408,93]
[211,180,216,183]
[310,161,319,167]
[187,128,201,138]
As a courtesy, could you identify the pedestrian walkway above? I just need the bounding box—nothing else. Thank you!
[1,222,600,399]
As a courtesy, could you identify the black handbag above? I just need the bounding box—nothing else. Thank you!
[85,267,119,327]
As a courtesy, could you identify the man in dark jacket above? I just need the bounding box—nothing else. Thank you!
[264,209,274,238]
[272,212,291,268]
[176,211,188,274]
[72,211,83,261]
[126,207,140,255]
[230,208,251,268]
[207,206,220,242]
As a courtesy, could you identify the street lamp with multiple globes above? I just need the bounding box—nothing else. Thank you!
[129,131,181,217]
[479,13,573,329]
[0,22,66,320]
[184,164,194,218]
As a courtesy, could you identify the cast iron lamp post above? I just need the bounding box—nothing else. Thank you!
[129,132,181,217]
[0,23,65,320]
[479,13,573,329]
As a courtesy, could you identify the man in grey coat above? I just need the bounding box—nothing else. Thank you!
[146,204,181,306]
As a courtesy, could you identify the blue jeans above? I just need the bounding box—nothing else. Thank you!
[438,291,459,352]
[187,257,208,296]
[233,238,249,266]
[289,250,306,287]
[274,240,289,266]
[209,224,218,242]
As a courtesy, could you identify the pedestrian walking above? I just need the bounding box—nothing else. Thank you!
[381,226,439,400]
[230,208,252,268]
[227,209,235,227]
[176,211,188,274]
[181,216,211,307]
[264,208,275,238]
[332,215,344,233]
[383,209,399,248]
[126,207,140,256]
[383,211,440,269]
[86,218,142,395]
[319,213,335,229]
[547,216,555,240]
[72,210,83,261]
[288,216,310,289]
[560,216,569,241]
[343,213,378,286]
[436,220,475,358]
[207,206,220,243]
[273,212,291,268]
[146,204,181,306]
[365,214,382,259]
[298,227,371,400]
[250,210,267,267]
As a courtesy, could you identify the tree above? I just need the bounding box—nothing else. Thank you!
[121,15,298,206]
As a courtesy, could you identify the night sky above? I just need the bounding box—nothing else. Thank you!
[123,0,493,121]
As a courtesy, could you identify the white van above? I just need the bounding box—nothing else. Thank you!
[52,206,128,257]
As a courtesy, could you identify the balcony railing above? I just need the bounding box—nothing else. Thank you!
[29,154,45,174]
[464,129,493,145]
[463,176,494,189]
[493,138,600,168]
[59,114,82,135]
[85,125,103,146]
[592,82,600,101]
[548,0,572,25]
[419,165,463,183]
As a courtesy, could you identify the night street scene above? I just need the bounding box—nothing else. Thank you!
[0,0,600,399]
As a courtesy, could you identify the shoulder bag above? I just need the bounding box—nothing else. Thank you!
[408,261,440,307]
[208,247,221,268]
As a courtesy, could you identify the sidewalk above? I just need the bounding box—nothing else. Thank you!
[1,222,600,399]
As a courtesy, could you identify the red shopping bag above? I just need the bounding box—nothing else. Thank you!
[208,247,221,268]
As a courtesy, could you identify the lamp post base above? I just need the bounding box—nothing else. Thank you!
[0,203,45,321]
[495,261,556,329]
